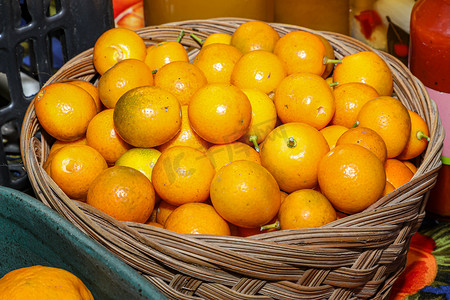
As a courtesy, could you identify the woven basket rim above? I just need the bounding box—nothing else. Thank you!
[20,18,444,299]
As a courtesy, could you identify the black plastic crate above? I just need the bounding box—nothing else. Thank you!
[0,0,114,192]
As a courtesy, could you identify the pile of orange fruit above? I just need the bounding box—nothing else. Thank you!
[35,21,430,236]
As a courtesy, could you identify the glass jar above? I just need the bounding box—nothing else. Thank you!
[143,0,273,26]
[274,0,350,35]
[409,0,450,218]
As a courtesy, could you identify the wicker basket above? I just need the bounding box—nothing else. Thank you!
[21,18,444,299]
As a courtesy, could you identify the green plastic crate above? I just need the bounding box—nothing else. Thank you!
[0,186,166,300]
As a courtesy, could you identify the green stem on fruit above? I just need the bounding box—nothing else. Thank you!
[352,121,359,128]
[176,30,185,43]
[260,220,280,231]
[329,81,339,87]
[249,135,260,152]
[323,57,342,65]
[287,137,297,148]
[416,130,430,142]
[190,33,204,46]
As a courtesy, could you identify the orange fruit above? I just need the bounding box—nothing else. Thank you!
[144,39,189,73]
[320,125,348,150]
[202,32,232,47]
[316,34,336,79]
[402,160,418,174]
[86,109,132,165]
[63,79,103,113]
[155,200,178,226]
[238,88,277,150]
[383,181,395,196]
[164,203,231,235]
[318,144,386,214]
[230,20,280,54]
[0,265,93,300]
[157,105,211,153]
[330,82,380,128]
[154,61,207,106]
[356,96,411,158]
[93,27,147,75]
[273,30,329,76]
[47,145,108,200]
[188,83,252,144]
[274,72,336,130]
[145,221,164,228]
[97,58,154,108]
[192,43,243,84]
[332,51,393,96]
[206,141,261,172]
[396,110,430,160]
[115,147,162,182]
[336,126,388,163]
[113,86,182,148]
[384,158,414,189]
[34,82,97,141]
[151,146,215,206]
[260,122,330,193]
[86,165,155,223]
[237,216,279,237]
[210,160,281,228]
[277,189,337,230]
[230,50,287,94]
[48,136,87,155]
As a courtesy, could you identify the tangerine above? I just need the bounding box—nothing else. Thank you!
[238,88,277,150]
[274,72,336,130]
[336,126,388,163]
[192,43,243,84]
[277,189,337,230]
[86,109,132,165]
[396,110,430,160]
[330,82,379,128]
[210,160,281,228]
[47,145,108,200]
[164,203,231,235]
[0,265,93,300]
[318,144,386,214]
[384,158,415,189]
[231,50,286,94]
[356,96,411,158]
[86,165,155,223]
[260,122,330,192]
[151,146,215,206]
[34,82,97,142]
[144,35,189,72]
[113,86,182,148]
[230,20,280,53]
[188,83,252,144]
[97,58,153,109]
[115,147,162,182]
[154,61,207,106]
[273,30,330,76]
[332,51,393,96]
[93,27,147,75]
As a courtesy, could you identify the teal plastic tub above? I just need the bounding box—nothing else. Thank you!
[0,186,166,300]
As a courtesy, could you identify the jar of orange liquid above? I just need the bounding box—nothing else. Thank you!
[409,0,450,218]
[143,0,273,26]
[274,0,350,35]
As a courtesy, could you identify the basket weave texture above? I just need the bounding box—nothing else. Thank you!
[21,18,444,299]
